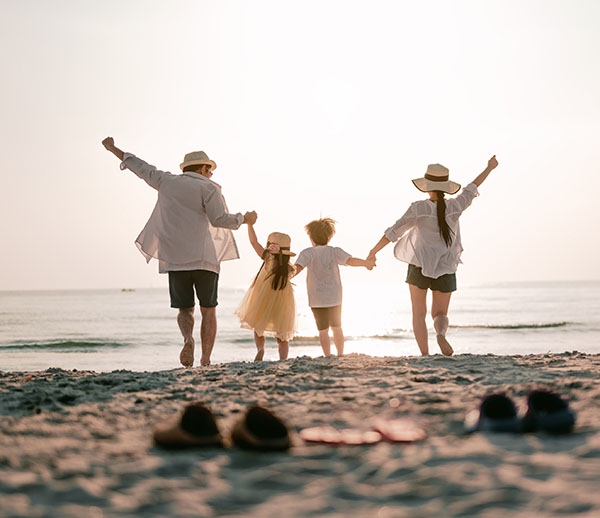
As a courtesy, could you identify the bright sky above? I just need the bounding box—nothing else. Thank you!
[1,0,599,292]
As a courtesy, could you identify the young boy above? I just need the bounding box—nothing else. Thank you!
[294,218,375,356]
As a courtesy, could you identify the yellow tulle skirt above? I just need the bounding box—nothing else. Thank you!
[235,265,297,342]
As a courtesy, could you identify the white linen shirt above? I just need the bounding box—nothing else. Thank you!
[121,154,243,274]
[295,246,351,308]
[384,183,479,279]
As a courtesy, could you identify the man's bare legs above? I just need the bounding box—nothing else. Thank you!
[432,291,453,356]
[409,284,429,355]
[332,326,344,356]
[177,307,195,367]
[199,306,217,366]
[318,329,331,357]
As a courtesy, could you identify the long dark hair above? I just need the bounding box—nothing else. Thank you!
[253,250,291,290]
[435,191,454,247]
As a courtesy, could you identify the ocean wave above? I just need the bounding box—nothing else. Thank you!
[232,336,322,345]
[1,340,127,350]
[452,322,571,330]
[232,333,411,344]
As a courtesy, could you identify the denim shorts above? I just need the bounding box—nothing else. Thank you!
[168,270,219,308]
[406,264,456,293]
[311,305,342,331]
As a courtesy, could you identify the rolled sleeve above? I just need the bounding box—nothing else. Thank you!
[454,183,479,212]
[204,187,243,229]
[384,205,416,242]
[119,153,135,171]
[120,154,169,190]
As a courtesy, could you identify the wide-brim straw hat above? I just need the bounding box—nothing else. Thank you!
[267,232,296,256]
[180,151,217,172]
[412,164,461,194]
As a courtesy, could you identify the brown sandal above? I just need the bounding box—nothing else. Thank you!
[153,403,223,449]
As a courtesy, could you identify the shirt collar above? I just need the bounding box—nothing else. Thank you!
[182,171,221,188]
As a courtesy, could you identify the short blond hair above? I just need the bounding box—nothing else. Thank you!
[305,217,336,246]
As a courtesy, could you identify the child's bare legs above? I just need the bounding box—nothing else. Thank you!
[409,284,429,355]
[318,329,331,357]
[277,338,289,360]
[332,326,344,356]
[432,291,453,356]
[254,331,265,361]
[177,307,195,367]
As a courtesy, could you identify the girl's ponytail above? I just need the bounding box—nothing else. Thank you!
[436,191,454,247]
[251,248,291,290]
[268,252,290,290]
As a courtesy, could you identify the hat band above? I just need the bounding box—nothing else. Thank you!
[424,173,449,182]
[267,242,291,252]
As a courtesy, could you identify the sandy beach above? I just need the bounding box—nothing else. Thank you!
[1,352,599,517]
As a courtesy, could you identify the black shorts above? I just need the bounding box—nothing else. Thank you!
[406,264,456,293]
[168,270,219,308]
[311,305,342,331]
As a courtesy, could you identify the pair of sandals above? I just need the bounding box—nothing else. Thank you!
[464,389,576,434]
[153,403,291,451]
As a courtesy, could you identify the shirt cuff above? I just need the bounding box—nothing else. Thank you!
[384,228,397,242]
[120,152,135,171]
[465,182,479,195]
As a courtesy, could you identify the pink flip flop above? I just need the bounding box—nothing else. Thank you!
[300,425,382,445]
[372,417,427,443]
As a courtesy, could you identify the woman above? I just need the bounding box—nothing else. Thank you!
[368,155,499,356]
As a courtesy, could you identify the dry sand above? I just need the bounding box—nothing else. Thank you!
[1,352,599,517]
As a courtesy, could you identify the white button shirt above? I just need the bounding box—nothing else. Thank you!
[295,246,352,308]
[121,154,243,274]
[384,183,479,279]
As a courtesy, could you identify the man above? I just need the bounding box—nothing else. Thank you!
[102,137,257,367]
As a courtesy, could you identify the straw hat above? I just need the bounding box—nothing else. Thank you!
[266,232,296,256]
[412,164,461,194]
[180,151,217,172]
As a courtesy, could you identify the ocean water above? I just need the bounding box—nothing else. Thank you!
[0,280,599,373]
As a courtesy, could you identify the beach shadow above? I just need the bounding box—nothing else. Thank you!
[0,368,179,416]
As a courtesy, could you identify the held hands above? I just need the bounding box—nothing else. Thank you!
[243,211,258,225]
[365,257,376,271]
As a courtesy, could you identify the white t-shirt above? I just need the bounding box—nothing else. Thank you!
[384,183,479,278]
[295,246,351,308]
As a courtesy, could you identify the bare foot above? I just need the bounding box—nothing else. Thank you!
[179,338,195,367]
[436,334,454,356]
[254,348,265,362]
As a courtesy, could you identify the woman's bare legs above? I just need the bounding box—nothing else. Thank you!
[277,338,289,360]
[318,329,331,357]
[254,331,265,361]
[432,290,453,356]
[409,284,429,355]
[332,326,344,356]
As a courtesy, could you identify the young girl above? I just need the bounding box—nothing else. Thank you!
[235,225,297,361]
[368,156,499,356]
